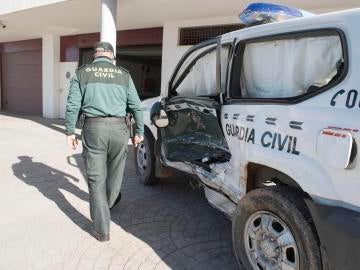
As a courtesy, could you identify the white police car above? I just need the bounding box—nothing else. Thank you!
[135,3,360,270]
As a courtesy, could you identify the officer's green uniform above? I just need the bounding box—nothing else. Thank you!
[65,56,144,236]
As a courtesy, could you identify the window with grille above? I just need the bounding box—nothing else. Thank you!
[179,24,243,46]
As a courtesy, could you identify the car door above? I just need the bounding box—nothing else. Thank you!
[160,38,231,169]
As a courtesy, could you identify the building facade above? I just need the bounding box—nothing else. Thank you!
[0,0,358,118]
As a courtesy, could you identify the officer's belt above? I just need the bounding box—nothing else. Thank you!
[85,116,126,123]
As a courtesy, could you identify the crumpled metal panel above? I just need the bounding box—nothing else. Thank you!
[161,153,243,204]
[161,97,230,166]
[204,186,236,218]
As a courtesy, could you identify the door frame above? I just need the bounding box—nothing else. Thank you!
[168,38,218,97]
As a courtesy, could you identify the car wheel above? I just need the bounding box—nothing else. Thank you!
[135,130,157,185]
[232,187,322,270]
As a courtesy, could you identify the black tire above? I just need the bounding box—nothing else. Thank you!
[232,187,322,270]
[135,129,157,185]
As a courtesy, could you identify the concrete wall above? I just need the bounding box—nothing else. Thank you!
[161,16,239,96]
[42,35,60,118]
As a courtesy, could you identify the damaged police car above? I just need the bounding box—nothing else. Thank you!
[135,3,360,270]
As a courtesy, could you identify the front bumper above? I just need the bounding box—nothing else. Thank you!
[305,198,360,270]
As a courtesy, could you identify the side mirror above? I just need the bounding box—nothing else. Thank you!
[150,101,169,128]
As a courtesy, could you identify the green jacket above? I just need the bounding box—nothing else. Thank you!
[65,57,144,135]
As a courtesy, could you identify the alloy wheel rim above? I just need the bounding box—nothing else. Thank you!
[136,142,148,174]
[244,211,299,270]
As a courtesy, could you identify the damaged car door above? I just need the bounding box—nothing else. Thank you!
[160,39,231,170]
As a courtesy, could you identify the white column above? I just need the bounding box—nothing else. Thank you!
[101,0,117,55]
[42,34,60,118]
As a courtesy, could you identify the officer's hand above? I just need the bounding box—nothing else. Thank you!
[67,134,78,150]
[132,135,144,147]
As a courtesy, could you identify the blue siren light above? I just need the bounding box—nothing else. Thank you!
[239,3,312,27]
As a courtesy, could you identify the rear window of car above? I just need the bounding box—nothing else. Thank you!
[230,30,347,102]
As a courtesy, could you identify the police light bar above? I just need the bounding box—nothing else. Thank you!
[239,3,314,27]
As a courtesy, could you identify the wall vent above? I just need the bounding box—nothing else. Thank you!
[179,24,243,46]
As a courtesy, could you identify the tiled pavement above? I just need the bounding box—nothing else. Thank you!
[0,113,238,270]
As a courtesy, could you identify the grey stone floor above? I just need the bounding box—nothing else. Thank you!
[0,113,238,270]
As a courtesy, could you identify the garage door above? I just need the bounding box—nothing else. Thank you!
[1,50,42,115]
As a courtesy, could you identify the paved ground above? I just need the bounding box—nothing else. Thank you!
[0,113,238,270]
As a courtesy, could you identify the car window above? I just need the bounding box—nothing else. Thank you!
[171,44,216,95]
[231,31,345,99]
[176,49,217,96]
[171,43,230,97]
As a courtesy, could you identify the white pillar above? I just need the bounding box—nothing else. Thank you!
[42,34,60,118]
[101,0,117,55]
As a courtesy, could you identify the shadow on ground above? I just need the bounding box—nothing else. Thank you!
[12,155,92,233]
[12,147,238,269]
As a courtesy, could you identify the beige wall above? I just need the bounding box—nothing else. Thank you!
[0,0,69,16]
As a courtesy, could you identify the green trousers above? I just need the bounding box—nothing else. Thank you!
[82,117,129,235]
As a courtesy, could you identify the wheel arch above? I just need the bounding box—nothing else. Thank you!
[144,124,155,138]
[246,162,305,194]
[144,123,157,140]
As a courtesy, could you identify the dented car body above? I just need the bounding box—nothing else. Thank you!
[137,7,360,270]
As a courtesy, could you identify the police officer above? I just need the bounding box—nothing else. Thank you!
[65,42,144,242]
